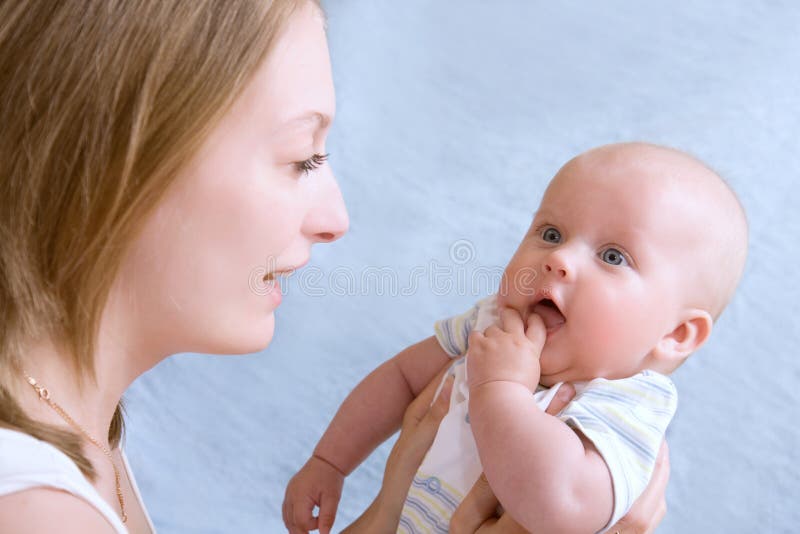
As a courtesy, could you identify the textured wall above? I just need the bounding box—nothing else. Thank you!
[125,1,800,532]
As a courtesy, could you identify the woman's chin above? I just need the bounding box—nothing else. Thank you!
[205,313,275,355]
[250,313,276,352]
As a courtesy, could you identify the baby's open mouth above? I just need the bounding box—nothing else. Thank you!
[531,298,566,332]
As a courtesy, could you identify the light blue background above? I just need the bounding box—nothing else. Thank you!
[126,1,800,532]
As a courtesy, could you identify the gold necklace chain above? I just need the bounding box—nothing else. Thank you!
[23,371,127,523]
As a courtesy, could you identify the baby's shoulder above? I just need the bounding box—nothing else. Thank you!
[577,371,677,410]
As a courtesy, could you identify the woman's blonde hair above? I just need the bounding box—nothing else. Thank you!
[0,0,316,479]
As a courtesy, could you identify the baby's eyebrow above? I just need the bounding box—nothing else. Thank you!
[531,209,553,220]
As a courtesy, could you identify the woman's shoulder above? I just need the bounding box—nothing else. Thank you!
[0,428,123,533]
[0,427,89,491]
[0,426,79,474]
[0,486,117,533]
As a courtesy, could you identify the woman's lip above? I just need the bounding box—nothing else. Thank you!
[263,279,283,307]
[262,260,309,281]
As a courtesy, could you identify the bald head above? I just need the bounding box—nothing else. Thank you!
[555,142,748,319]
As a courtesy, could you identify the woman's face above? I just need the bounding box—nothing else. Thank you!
[119,2,347,357]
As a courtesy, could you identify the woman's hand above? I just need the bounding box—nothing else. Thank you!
[344,374,669,534]
[342,367,454,533]
[606,441,670,534]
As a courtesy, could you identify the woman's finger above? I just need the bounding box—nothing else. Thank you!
[412,374,454,440]
[390,373,454,487]
[544,382,576,416]
[476,512,528,534]
[377,369,455,524]
[608,440,670,534]
[408,372,453,443]
[450,473,499,534]
[403,365,453,428]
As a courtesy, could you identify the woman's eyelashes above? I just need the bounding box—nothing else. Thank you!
[294,152,329,175]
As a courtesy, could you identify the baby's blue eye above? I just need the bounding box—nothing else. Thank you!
[541,227,561,243]
[601,248,628,266]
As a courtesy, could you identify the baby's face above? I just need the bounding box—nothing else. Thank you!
[497,147,711,386]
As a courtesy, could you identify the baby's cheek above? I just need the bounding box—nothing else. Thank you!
[593,295,658,358]
[577,288,634,343]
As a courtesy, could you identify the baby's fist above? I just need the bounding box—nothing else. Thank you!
[282,455,345,534]
[467,308,546,391]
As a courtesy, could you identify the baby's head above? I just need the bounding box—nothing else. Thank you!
[497,142,747,386]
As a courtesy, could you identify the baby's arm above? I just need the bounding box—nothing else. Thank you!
[313,335,451,474]
[467,309,613,534]
[283,336,451,533]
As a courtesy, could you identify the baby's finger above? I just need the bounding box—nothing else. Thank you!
[468,329,485,346]
[499,307,525,335]
[284,501,306,534]
[450,473,499,534]
[544,382,576,416]
[317,491,340,534]
[284,500,307,534]
[281,495,291,530]
[483,324,503,337]
[525,312,546,346]
[292,494,318,533]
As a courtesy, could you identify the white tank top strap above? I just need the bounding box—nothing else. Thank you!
[0,427,129,533]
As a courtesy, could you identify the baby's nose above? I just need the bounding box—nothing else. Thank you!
[543,263,568,278]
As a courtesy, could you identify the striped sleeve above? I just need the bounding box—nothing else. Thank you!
[432,301,481,358]
[557,371,678,533]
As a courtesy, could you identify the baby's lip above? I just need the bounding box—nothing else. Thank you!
[528,290,566,332]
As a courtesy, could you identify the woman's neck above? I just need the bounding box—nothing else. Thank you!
[17,338,130,446]
[15,285,166,447]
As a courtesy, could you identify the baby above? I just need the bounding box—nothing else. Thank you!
[284,142,748,533]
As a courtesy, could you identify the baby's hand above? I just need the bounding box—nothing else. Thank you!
[467,307,546,392]
[282,455,345,534]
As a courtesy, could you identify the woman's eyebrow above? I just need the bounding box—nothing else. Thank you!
[281,111,331,130]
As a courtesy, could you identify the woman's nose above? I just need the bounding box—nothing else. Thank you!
[303,175,349,243]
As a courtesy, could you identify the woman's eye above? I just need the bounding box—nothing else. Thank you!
[294,153,329,175]
[601,247,628,266]
[541,227,561,243]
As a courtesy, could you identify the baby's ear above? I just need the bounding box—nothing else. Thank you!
[652,309,713,369]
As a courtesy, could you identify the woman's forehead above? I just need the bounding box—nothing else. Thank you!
[239,2,335,131]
